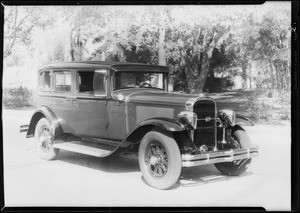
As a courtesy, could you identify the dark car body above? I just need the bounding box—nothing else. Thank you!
[22,61,258,189]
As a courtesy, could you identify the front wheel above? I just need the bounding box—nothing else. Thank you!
[214,126,252,176]
[35,118,60,160]
[138,131,182,190]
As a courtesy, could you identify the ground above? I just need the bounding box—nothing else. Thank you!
[3,109,291,210]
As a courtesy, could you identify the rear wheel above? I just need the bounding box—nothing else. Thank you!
[214,126,252,176]
[138,131,182,190]
[35,118,60,160]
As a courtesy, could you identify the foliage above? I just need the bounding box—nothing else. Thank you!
[4,6,55,59]
[3,4,291,120]
[3,86,34,108]
[242,88,290,122]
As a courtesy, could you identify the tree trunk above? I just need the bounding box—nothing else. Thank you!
[268,59,278,91]
[158,27,166,66]
[196,66,210,92]
[69,28,75,61]
[241,62,247,89]
[205,66,214,92]
[185,65,196,93]
[101,51,106,61]
[112,39,119,61]
[196,52,210,93]
[77,42,83,61]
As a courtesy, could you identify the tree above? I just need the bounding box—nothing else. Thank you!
[254,14,291,92]
[168,6,239,93]
[4,6,55,59]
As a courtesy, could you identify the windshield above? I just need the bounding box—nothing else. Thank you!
[113,72,165,90]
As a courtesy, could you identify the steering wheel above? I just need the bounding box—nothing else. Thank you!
[139,82,152,88]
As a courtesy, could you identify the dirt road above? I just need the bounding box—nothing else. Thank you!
[2,109,291,210]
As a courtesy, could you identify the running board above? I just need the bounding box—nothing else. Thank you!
[53,141,114,157]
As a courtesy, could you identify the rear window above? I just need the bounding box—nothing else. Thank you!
[54,71,71,92]
[39,71,51,92]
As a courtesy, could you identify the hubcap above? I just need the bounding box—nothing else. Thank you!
[145,142,168,178]
[38,127,52,152]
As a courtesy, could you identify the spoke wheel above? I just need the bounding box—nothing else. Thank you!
[145,142,168,178]
[35,118,59,160]
[138,131,181,190]
[38,127,52,153]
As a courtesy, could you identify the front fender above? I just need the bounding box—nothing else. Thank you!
[26,106,63,138]
[236,114,255,126]
[218,110,254,127]
[111,117,188,155]
[135,117,187,132]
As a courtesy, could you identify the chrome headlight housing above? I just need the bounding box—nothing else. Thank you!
[178,111,198,129]
[219,110,236,126]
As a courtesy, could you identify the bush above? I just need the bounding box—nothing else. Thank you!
[243,89,291,122]
[3,86,35,109]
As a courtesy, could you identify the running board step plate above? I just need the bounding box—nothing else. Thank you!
[53,141,113,157]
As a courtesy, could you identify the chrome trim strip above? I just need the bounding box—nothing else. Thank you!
[197,118,216,121]
[181,146,259,167]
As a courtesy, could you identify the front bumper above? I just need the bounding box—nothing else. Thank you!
[181,146,259,167]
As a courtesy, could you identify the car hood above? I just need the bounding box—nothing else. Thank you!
[112,89,201,106]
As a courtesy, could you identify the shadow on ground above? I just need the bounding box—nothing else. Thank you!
[179,165,253,187]
[57,150,252,189]
[57,150,140,173]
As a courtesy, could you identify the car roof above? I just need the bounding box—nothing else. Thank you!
[38,61,169,73]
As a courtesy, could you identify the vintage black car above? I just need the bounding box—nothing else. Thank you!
[20,61,258,189]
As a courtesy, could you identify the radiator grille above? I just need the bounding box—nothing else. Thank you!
[193,99,216,150]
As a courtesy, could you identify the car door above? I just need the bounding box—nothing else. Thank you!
[106,100,127,140]
[72,69,109,138]
[50,70,76,134]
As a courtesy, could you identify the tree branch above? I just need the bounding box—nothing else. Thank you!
[4,6,18,58]
[4,6,16,23]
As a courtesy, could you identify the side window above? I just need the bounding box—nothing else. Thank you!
[78,71,94,94]
[54,71,71,93]
[77,70,106,96]
[39,71,51,92]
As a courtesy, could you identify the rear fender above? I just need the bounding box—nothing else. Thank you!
[112,117,188,155]
[26,106,63,138]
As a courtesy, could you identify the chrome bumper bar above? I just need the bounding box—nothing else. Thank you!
[19,125,29,133]
[181,146,259,167]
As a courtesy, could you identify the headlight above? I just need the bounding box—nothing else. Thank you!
[219,110,236,126]
[185,103,193,111]
[178,111,198,129]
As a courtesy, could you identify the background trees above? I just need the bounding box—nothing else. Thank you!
[3,3,291,95]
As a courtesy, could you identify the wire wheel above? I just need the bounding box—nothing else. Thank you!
[138,131,181,190]
[38,127,52,153]
[35,118,59,160]
[145,141,168,178]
